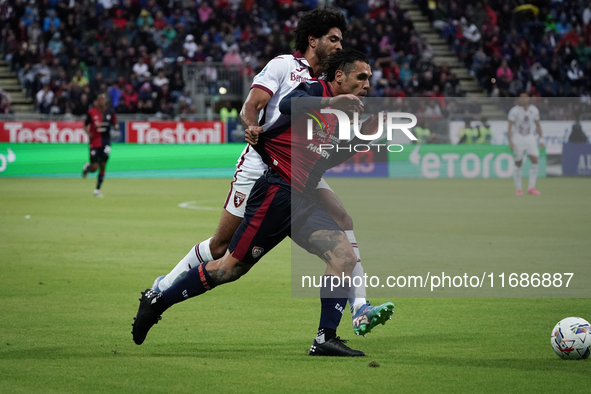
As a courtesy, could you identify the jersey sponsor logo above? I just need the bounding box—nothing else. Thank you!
[233,191,246,208]
[0,121,87,143]
[127,121,226,143]
[252,246,264,259]
[290,72,310,83]
[307,142,331,159]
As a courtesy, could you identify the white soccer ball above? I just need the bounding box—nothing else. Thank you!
[551,317,591,360]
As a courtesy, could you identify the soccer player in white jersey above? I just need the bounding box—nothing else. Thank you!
[151,9,394,336]
[508,92,544,195]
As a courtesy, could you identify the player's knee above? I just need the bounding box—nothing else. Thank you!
[332,211,353,231]
[209,238,230,260]
[333,254,357,277]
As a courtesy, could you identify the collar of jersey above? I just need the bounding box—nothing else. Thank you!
[293,50,315,77]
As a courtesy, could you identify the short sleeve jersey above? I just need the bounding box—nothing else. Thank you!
[254,80,338,194]
[236,51,315,173]
[508,105,539,138]
[85,107,117,149]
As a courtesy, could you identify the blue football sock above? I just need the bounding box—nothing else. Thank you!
[157,262,216,312]
[318,275,349,338]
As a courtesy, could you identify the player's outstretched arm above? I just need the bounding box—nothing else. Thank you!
[240,87,270,145]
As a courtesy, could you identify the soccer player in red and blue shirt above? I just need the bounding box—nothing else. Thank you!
[82,93,118,197]
[132,49,394,356]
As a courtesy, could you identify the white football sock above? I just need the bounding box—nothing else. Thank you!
[345,230,367,315]
[528,164,538,190]
[197,237,214,262]
[158,243,203,291]
[513,165,522,192]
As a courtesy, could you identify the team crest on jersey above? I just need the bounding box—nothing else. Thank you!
[305,108,337,144]
[234,191,246,208]
[252,246,264,259]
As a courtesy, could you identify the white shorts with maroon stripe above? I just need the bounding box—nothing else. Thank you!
[224,144,334,217]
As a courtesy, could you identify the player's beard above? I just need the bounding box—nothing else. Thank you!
[315,42,331,66]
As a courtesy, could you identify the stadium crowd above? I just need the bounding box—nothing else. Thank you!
[418,0,591,101]
[0,0,463,116]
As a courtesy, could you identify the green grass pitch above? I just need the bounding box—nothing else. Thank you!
[1,177,589,393]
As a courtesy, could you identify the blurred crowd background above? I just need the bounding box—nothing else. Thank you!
[0,0,589,117]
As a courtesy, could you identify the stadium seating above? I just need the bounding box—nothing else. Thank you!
[1,0,464,116]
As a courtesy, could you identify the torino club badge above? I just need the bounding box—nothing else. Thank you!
[234,191,246,208]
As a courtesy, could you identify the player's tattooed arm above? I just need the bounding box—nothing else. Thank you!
[206,261,252,285]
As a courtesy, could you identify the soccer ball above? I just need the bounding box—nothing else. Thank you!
[551,317,591,360]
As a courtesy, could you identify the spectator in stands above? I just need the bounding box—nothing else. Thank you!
[137,9,153,28]
[49,94,63,115]
[36,84,54,114]
[108,81,122,109]
[72,68,89,88]
[137,82,155,114]
[567,59,584,86]
[223,44,242,67]
[0,88,13,114]
[169,71,185,99]
[399,62,412,87]
[132,56,149,76]
[119,84,138,113]
[43,9,60,32]
[198,2,214,24]
[152,69,169,88]
[153,11,167,30]
[183,34,198,59]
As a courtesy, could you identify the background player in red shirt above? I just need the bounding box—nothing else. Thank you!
[82,93,118,197]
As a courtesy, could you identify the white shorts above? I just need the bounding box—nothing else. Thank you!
[224,168,335,217]
[224,145,335,217]
[223,166,266,217]
[512,137,539,162]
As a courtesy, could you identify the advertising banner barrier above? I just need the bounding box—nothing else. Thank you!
[0,143,244,177]
[226,120,246,143]
[562,143,591,176]
[325,148,388,177]
[388,144,546,179]
[449,120,591,155]
[0,121,87,143]
[126,121,226,144]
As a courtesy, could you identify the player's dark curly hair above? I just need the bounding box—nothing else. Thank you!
[294,8,348,53]
[321,49,369,82]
